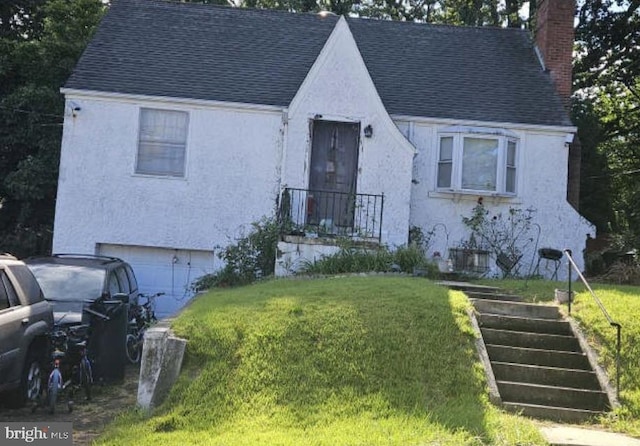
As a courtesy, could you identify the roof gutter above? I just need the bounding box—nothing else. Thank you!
[60,88,286,114]
[61,89,576,134]
[389,113,577,134]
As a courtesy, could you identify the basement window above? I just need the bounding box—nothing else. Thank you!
[136,108,189,177]
[436,127,518,195]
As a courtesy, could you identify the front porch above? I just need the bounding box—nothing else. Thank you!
[275,187,384,275]
[278,187,384,242]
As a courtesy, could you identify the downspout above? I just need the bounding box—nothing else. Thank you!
[407,121,415,143]
[276,109,289,210]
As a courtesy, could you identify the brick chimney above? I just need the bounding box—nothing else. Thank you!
[535,0,581,210]
[535,0,575,102]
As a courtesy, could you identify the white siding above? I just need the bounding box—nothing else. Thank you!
[54,97,283,254]
[405,120,593,279]
[53,96,284,312]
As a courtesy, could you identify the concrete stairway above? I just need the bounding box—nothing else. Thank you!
[442,282,613,422]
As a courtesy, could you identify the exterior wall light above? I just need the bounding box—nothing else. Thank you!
[364,125,373,138]
[68,101,82,117]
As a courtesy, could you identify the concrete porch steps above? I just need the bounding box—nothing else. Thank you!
[472,298,562,320]
[477,313,573,335]
[504,402,606,425]
[464,290,527,302]
[443,282,613,423]
[491,362,601,390]
[497,380,610,411]
[486,344,592,370]
[481,327,582,352]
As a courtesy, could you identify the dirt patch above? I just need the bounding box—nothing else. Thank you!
[0,365,140,445]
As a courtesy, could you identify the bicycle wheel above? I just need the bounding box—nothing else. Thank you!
[125,333,141,364]
[48,386,58,415]
[79,358,93,401]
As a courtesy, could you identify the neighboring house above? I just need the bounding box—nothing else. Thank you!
[54,0,592,316]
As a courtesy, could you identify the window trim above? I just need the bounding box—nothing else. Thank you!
[115,267,131,294]
[135,107,189,178]
[0,271,10,310]
[435,128,519,197]
[1,272,20,307]
[124,265,138,294]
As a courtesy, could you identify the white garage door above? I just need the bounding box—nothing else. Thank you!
[97,244,216,318]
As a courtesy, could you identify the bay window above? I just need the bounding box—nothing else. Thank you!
[436,128,518,195]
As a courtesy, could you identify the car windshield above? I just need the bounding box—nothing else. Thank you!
[28,264,105,308]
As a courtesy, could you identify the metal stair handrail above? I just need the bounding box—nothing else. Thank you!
[564,249,622,399]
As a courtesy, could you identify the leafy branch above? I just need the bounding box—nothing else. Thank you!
[461,198,537,276]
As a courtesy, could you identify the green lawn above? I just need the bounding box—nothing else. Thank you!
[96,276,545,445]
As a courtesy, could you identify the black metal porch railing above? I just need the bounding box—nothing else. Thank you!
[278,188,384,242]
[565,249,622,399]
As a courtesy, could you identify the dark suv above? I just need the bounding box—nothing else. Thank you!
[0,254,53,405]
[26,254,140,382]
[26,254,139,326]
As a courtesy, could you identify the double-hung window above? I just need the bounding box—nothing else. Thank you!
[436,128,518,195]
[136,108,189,177]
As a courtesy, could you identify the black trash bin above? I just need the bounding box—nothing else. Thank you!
[85,299,128,383]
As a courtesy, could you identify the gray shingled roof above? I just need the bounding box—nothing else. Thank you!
[65,0,572,127]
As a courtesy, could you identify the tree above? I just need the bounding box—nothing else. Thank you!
[0,0,46,40]
[574,0,640,249]
[575,0,639,98]
[438,0,499,26]
[356,0,440,21]
[197,0,530,24]
[504,0,525,27]
[0,0,105,257]
[572,100,615,233]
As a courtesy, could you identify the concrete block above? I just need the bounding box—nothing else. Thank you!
[467,309,502,405]
[137,327,187,410]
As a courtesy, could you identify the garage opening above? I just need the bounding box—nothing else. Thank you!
[96,244,216,318]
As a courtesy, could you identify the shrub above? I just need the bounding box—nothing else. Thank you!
[408,225,435,255]
[595,259,640,285]
[192,217,279,290]
[461,198,536,277]
[393,244,430,273]
[300,242,438,277]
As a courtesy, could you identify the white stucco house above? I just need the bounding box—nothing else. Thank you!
[54,0,592,316]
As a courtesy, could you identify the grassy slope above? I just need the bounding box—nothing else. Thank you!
[97,276,544,445]
[571,284,640,436]
[485,278,640,437]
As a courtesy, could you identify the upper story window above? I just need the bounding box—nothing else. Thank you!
[136,108,189,177]
[437,127,518,195]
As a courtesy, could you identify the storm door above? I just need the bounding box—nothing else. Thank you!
[308,120,360,232]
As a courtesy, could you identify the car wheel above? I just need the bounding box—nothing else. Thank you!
[25,360,42,400]
[20,349,44,406]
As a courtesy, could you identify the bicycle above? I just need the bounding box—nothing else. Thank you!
[125,292,164,364]
[45,324,93,414]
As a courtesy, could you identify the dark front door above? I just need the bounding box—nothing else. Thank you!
[308,120,360,231]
